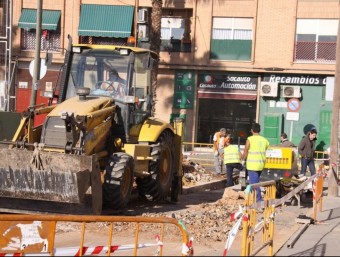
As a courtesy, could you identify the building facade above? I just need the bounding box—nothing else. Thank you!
[0,0,13,111]
[9,0,338,150]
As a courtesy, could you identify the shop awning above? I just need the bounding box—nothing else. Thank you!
[198,91,257,100]
[18,9,61,30]
[78,4,134,37]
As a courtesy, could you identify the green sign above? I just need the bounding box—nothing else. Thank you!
[173,70,195,109]
[173,92,194,109]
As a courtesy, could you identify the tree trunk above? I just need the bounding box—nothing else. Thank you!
[150,0,163,116]
[329,12,340,197]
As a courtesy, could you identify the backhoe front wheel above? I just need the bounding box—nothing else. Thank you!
[136,130,175,201]
[102,153,134,209]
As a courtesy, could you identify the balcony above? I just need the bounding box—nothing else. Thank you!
[294,41,336,64]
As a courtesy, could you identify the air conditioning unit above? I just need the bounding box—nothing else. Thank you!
[282,86,301,98]
[138,8,148,23]
[260,82,279,97]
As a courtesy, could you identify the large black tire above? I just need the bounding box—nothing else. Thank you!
[102,153,134,209]
[136,130,175,201]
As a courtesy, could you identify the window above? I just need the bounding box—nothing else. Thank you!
[18,9,62,52]
[21,29,61,52]
[0,42,5,66]
[161,18,185,40]
[160,9,192,53]
[210,17,253,61]
[0,0,8,37]
[295,19,338,63]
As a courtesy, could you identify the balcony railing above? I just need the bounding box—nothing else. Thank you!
[21,30,61,52]
[294,41,336,64]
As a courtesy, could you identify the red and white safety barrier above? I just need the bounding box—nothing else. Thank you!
[223,205,244,256]
[0,242,163,256]
[312,176,318,201]
[0,254,28,257]
[62,244,160,256]
[0,235,196,256]
[154,235,163,256]
[182,237,194,256]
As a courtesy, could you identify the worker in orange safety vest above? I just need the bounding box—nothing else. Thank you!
[213,128,227,174]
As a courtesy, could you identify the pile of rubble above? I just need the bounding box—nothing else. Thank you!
[182,159,215,186]
[56,188,246,246]
[140,188,245,243]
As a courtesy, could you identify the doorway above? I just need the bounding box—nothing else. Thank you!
[197,98,256,145]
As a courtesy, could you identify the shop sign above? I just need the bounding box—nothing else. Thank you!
[263,74,327,85]
[173,70,195,109]
[198,74,257,91]
[286,112,299,121]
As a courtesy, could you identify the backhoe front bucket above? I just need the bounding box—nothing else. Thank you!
[0,148,102,212]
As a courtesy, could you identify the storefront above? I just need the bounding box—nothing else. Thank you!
[259,74,333,150]
[196,73,258,145]
[163,71,332,150]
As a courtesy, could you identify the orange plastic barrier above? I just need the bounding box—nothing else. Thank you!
[0,215,193,256]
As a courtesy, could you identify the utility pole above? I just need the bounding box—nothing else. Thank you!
[29,0,42,106]
[134,0,139,47]
[329,11,340,197]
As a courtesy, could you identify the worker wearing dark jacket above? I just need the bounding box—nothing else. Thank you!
[298,127,317,176]
[280,132,295,147]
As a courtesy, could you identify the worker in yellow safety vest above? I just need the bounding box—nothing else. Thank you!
[242,123,269,202]
[224,136,243,187]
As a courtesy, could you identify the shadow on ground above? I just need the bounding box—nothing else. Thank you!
[103,185,226,215]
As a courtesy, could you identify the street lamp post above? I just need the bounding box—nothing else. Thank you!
[134,0,139,47]
[329,8,340,197]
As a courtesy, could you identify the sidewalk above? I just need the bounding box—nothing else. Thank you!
[275,193,340,256]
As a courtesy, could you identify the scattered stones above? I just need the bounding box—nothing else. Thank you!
[222,187,245,200]
[55,187,244,244]
[135,188,244,243]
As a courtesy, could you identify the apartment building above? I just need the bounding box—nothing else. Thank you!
[10,0,338,149]
[0,0,13,111]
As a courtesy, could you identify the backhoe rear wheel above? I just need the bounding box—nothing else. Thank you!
[102,153,134,209]
[136,130,175,201]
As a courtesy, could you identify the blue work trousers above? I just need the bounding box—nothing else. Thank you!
[300,157,316,176]
[248,170,262,202]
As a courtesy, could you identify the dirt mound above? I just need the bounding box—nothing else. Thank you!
[56,188,244,244]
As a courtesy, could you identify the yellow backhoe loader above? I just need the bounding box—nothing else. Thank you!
[0,39,183,214]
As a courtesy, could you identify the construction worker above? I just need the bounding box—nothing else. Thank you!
[213,128,227,175]
[242,123,269,202]
[224,136,243,187]
[280,132,295,147]
[298,127,317,176]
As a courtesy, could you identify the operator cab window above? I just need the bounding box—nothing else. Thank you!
[67,48,130,100]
